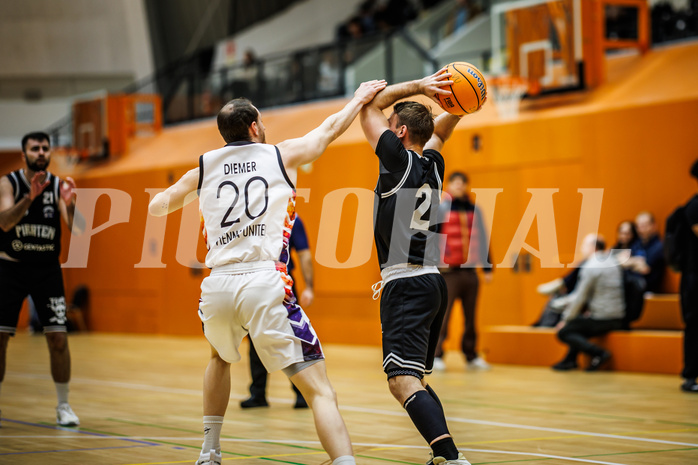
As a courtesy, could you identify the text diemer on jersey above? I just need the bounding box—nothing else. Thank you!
[223,161,257,175]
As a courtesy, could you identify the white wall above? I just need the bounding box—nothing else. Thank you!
[0,0,153,79]
[0,99,73,149]
[213,0,366,68]
[0,0,154,147]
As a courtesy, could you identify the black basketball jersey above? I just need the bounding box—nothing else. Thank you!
[0,170,62,262]
[373,130,445,270]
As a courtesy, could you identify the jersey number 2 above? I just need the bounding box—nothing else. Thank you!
[216,177,269,228]
[410,184,432,231]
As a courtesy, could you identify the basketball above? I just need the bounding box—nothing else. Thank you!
[436,62,487,115]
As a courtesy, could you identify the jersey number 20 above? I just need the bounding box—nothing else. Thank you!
[216,176,269,228]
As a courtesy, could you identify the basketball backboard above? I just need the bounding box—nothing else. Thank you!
[490,0,650,96]
[491,0,584,95]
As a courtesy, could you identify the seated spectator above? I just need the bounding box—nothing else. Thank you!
[339,0,420,40]
[533,233,599,327]
[337,16,365,41]
[551,235,626,371]
[612,220,638,250]
[624,212,665,293]
[446,0,473,35]
[358,0,377,34]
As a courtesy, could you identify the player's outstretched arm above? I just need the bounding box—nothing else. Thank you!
[148,167,200,217]
[360,69,453,151]
[424,112,463,153]
[277,79,386,169]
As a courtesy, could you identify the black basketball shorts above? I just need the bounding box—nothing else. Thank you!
[0,259,68,334]
[380,272,448,379]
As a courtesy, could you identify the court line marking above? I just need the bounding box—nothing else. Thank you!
[105,417,325,452]
[575,446,698,459]
[4,433,697,465]
[8,371,698,448]
[0,418,162,446]
[7,372,698,450]
[119,445,632,465]
[1,416,317,465]
[339,405,698,448]
[50,422,314,465]
[0,444,155,456]
[447,398,698,427]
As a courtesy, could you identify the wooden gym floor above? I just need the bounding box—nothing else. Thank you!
[1,332,697,465]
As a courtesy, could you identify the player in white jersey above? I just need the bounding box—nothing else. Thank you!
[149,79,386,465]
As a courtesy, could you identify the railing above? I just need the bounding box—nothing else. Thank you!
[47,31,397,146]
[45,0,697,149]
[427,0,492,49]
[436,49,491,74]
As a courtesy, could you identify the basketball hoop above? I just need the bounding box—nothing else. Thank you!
[489,76,528,120]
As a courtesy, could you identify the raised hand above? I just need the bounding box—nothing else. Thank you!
[354,79,388,105]
[29,172,50,201]
[420,68,454,105]
[59,176,77,204]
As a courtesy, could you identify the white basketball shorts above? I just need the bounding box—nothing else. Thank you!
[198,261,324,372]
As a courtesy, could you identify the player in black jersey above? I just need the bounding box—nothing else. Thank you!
[0,131,83,427]
[361,70,479,465]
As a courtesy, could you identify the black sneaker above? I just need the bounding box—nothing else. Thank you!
[240,396,269,409]
[552,360,578,371]
[681,379,698,393]
[586,351,612,372]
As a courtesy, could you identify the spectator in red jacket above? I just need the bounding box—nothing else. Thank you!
[434,172,493,371]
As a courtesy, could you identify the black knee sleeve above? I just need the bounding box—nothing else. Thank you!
[402,390,450,444]
[424,384,443,412]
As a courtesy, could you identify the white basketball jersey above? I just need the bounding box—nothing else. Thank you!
[198,141,295,269]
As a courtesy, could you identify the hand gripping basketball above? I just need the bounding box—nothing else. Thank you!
[434,62,488,115]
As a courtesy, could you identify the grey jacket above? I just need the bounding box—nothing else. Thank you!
[562,252,625,321]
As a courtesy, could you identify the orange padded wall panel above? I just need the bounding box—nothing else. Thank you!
[56,43,698,347]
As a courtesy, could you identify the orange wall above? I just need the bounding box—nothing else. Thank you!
[0,150,23,175]
[50,43,698,349]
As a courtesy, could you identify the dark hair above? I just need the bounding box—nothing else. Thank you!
[691,158,698,180]
[614,220,638,249]
[21,131,50,152]
[448,171,469,183]
[595,237,607,252]
[217,99,259,143]
[393,101,434,147]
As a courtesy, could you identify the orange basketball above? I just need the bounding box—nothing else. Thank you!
[436,62,487,115]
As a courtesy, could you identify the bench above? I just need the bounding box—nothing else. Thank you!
[631,294,682,330]
[480,294,684,374]
[480,326,682,374]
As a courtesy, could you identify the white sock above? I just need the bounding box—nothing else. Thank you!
[332,455,356,465]
[55,382,69,405]
[201,415,224,454]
